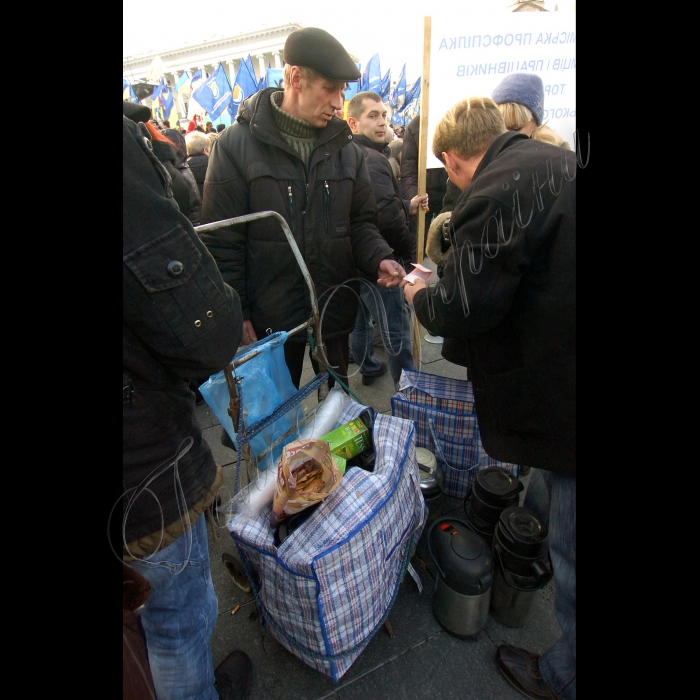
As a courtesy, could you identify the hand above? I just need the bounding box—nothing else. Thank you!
[377,259,406,288]
[409,193,430,216]
[402,277,428,306]
[240,319,258,346]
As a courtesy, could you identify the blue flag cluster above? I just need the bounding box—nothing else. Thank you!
[392,76,421,126]
[192,63,233,121]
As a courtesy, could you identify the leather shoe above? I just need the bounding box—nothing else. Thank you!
[215,650,252,700]
[361,361,388,386]
[496,645,561,700]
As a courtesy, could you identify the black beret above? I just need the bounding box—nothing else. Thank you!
[284,27,360,82]
[123,101,151,123]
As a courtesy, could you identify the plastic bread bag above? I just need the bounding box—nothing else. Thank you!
[270,439,342,528]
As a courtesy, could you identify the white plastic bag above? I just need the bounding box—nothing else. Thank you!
[297,386,352,440]
[218,468,277,522]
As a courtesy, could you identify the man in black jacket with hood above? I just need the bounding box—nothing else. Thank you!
[403,96,576,700]
[346,91,428,387]
[200,27,404,390]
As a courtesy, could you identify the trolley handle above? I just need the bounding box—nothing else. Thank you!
[195,210,319,326]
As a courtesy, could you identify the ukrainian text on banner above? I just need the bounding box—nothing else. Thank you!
[427,13,576,168]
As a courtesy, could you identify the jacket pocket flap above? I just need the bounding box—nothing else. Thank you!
[124,225,201,292]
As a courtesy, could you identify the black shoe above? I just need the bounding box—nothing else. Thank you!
[495,645,561,700]
[361,361,388,386]
[214,650,252,700]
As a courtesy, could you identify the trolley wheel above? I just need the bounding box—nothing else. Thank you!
[221,551,252,593]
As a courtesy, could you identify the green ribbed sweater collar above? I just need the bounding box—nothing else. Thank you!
[270,91,319,139]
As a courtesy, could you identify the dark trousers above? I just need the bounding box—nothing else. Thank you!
[283,335,349,389]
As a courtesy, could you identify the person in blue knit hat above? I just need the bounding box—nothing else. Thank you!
[492,72,569,148]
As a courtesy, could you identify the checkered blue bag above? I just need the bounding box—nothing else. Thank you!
[391,369,519,498]
[227,400,425,681]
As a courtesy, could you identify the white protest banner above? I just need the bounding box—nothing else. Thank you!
[426,13,576,168]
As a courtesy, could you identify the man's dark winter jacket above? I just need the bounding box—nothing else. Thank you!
[401,115,448,213]
[351,133,415,266]
[187,152,209,199]
[414,132,576,475]
[200,88,393,342]
[123,115,242,550]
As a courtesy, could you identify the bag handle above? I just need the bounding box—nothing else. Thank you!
[428,419,478,474]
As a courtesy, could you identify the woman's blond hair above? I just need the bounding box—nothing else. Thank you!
[432,96,506,162]
[498,102,536,132]
[498,102,571,148]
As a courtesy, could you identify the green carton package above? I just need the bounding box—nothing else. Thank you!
[321,419,370,460]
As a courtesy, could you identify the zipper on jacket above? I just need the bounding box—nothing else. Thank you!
[324,181,330,234]
[287,184,294,228]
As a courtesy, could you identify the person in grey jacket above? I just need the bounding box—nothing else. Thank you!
[122,109,251,700]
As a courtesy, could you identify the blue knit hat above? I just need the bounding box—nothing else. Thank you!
[491,73,544,126]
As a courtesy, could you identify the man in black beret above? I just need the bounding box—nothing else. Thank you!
[200,27,405,394]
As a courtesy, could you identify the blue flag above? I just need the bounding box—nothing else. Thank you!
[360,54,381,93]
[399,77,421,114]
[123,78,129,92]
[123,80,139,103]
[160,85,174,117]
[175,71,190,93]
[267,68,284,89]
[390,64,406,110]
[379,68,391,100]
[191,69,202,84]
[192,63,233,121]
[390,110,405,127]
[151,78,165,101]
[229,55,259,121]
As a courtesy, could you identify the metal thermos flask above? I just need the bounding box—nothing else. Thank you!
[428,517,493,639]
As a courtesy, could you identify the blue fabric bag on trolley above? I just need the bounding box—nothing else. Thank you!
[390,369,519,498]
[227,400,426,681]
[198,332,298,469]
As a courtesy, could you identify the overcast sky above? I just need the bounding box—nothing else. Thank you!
[123,1,575,84]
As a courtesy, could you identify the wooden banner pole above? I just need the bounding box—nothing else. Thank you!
[412,16,432,366]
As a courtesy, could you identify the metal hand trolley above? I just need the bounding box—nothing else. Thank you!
[194,211,365,591]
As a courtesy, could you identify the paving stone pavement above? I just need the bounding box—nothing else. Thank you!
[197,285,562,700]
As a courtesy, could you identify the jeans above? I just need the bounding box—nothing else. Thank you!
[349,281,417,386]
[524,469,576,700]
[130,514,219,700]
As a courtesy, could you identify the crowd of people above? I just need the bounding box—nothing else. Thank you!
[123,24,575,700]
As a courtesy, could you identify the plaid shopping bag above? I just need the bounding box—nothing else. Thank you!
[227,401,425,681]
[391,369,519,498]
